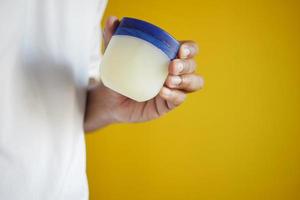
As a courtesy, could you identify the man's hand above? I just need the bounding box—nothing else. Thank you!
[84,16,204,132]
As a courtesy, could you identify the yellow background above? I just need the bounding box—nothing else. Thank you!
[86,0,300,199]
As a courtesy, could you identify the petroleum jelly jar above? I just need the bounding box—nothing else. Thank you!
[100,17,180,102]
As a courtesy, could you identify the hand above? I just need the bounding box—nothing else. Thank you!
[84,16,204,132]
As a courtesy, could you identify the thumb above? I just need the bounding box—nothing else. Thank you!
[103,16,119,49]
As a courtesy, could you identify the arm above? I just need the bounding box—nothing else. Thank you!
[84,16,204,132]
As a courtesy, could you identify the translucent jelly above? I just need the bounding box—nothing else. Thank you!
[100,17,179,102]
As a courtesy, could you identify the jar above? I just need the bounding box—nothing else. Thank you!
[100,17,180,102]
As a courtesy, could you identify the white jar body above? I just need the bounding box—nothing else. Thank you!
[100,35,170,102]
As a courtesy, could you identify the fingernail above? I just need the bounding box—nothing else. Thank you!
[162,87,172,96]
[200,77,205,87]
[171,76,182,85]
[183,47,191,58]
[177,62,184,73]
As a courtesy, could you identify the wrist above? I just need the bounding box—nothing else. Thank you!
[84,83,116,132]
[84,115,112,132]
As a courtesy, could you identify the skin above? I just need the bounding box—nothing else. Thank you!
[84,16,204,132]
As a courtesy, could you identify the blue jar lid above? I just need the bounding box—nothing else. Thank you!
[114,17,180,60]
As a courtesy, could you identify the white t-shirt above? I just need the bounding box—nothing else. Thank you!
[0,0,107,199]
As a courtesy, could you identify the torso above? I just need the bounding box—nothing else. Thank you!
[0,0,106,199]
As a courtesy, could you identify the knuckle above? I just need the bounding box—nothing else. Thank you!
[181,75,192,89]
[180,41,199,57]
[176,59,184,66]
[181,59,196,73]
[170,59,182,74]
[180,60,186,71]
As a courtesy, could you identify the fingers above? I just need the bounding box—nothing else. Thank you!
[103,16,120,48]
[153,95,171,115]
[159,87,186,109]
[159,41,201,109]
[165,74,204,92]
[178,41,199,59]
[169,59,196,75]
